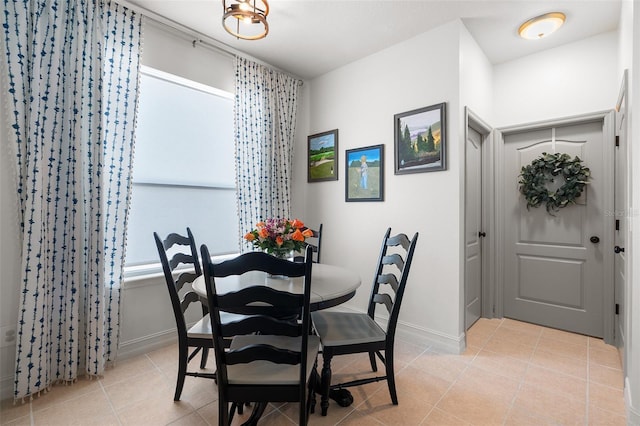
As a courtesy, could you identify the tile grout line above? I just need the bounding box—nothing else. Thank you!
[98,377,124,426]
[501,322,542,426]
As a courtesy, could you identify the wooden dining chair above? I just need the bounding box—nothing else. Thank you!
[294,223,323,263]
[154,228,215,401]
[311,228,419,416]
[201,244,319,425]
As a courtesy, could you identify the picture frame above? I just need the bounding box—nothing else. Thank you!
[345,144,384,202]
[307,129,338,182]
[394,102,447,174]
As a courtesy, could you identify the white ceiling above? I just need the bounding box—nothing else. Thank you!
[124,0,621,80]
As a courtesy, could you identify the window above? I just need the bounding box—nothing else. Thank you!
[125,66,238,272]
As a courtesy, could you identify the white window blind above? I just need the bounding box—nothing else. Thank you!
[125,66,238,268]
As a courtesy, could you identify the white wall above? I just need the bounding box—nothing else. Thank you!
[299,20,465,351]
[493,31,619,128]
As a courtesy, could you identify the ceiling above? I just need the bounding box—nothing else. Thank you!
[124,0,621,80]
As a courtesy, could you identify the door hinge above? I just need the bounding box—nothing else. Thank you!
[615,303,620,315]
[615,135,620,147]
[616,219,620,231]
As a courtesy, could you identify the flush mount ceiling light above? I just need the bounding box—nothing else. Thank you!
[518,12,566,40]
[222,0,269,40]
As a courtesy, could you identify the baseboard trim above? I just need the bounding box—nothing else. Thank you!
[117,328,177,361]
[626,377,640,425]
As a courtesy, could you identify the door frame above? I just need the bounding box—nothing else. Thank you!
[463,107,495,326]
[614,69,628,370]
[494,111,616,343]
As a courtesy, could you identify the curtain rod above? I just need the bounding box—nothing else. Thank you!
[114,0,304,83]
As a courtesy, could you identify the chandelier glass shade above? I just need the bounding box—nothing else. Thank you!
[222,0,269,40]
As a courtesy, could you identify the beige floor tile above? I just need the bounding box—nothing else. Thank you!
[355,387,433,426]
[0,398,31,424]
[394,365,452,406]
[103,369,174,411]
[101,354,158,387]
[589,362,625,389]
[168,411,209,426]
[541,327,589,346]
[589,382,625,414]
[2,415,31,426]
[482,337,535,362]
[504,405,557,426]
[31,389,118,425]
[334,408,384,425]
[392,339,429,366]
[491,327,541,347]
[513,383,587,424]
[1,318,628,426]
[590,346,623,369]
[116,396,195,426]
[536,336,588,360]
[409,350,468,383]
[435,384,511,425]
[454,365,520,404]
[530,347,588,378]
[588,404,628,426]
[470,348,529,381]
[29,377,103,412]
[420,407,471,425]
[499,318,544,336]
[522,364,587,401]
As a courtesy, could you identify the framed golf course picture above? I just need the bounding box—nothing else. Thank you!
[307,129,338,182]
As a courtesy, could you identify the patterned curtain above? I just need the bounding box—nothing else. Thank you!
[1,0,141,400]
[234,57,301,250]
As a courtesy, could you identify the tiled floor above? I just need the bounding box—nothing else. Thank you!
[0,318,627,425]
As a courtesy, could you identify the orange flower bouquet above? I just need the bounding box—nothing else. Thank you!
[244,218,314,258]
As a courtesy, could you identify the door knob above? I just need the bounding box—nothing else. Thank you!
[614,246,625,254]
[478,231,486,238]
[590,236,600,244]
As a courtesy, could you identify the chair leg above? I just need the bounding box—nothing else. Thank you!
[385,350,398,405]
[368,351,378,372]
[320,353,333,416]
[200,347,209,369]
[174,342,188,401]
[220,399,230,426]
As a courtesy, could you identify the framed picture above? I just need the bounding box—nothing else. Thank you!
[394,102,447,174]
[307,129,338,182]
[345,144,384,202]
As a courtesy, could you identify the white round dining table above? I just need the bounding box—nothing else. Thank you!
[191,262,362,311]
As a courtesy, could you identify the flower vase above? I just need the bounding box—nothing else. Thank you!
[267,249,292,279]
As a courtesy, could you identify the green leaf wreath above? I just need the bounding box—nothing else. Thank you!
[518,152,591,214]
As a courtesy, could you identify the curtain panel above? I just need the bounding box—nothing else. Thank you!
[1,0,141,400]
[234,57,301,249]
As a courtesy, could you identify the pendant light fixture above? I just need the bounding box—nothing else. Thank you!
[222,0,269,40]
[518,12,566,40]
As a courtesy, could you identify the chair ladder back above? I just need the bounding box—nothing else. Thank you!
[383,231,419,332]
[201,244,315,399]
[367,229,419,327]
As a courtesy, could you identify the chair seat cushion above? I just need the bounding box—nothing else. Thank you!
[227,335,320,385]
[311,311,386,346]
[187,312,246,339]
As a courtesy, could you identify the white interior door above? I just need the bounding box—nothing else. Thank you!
[465,126,483,329]
[500,116,612,337]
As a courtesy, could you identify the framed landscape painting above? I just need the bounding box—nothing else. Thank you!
[345,144,384,202]
[394,102,447,174]
[308,129,338,182]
